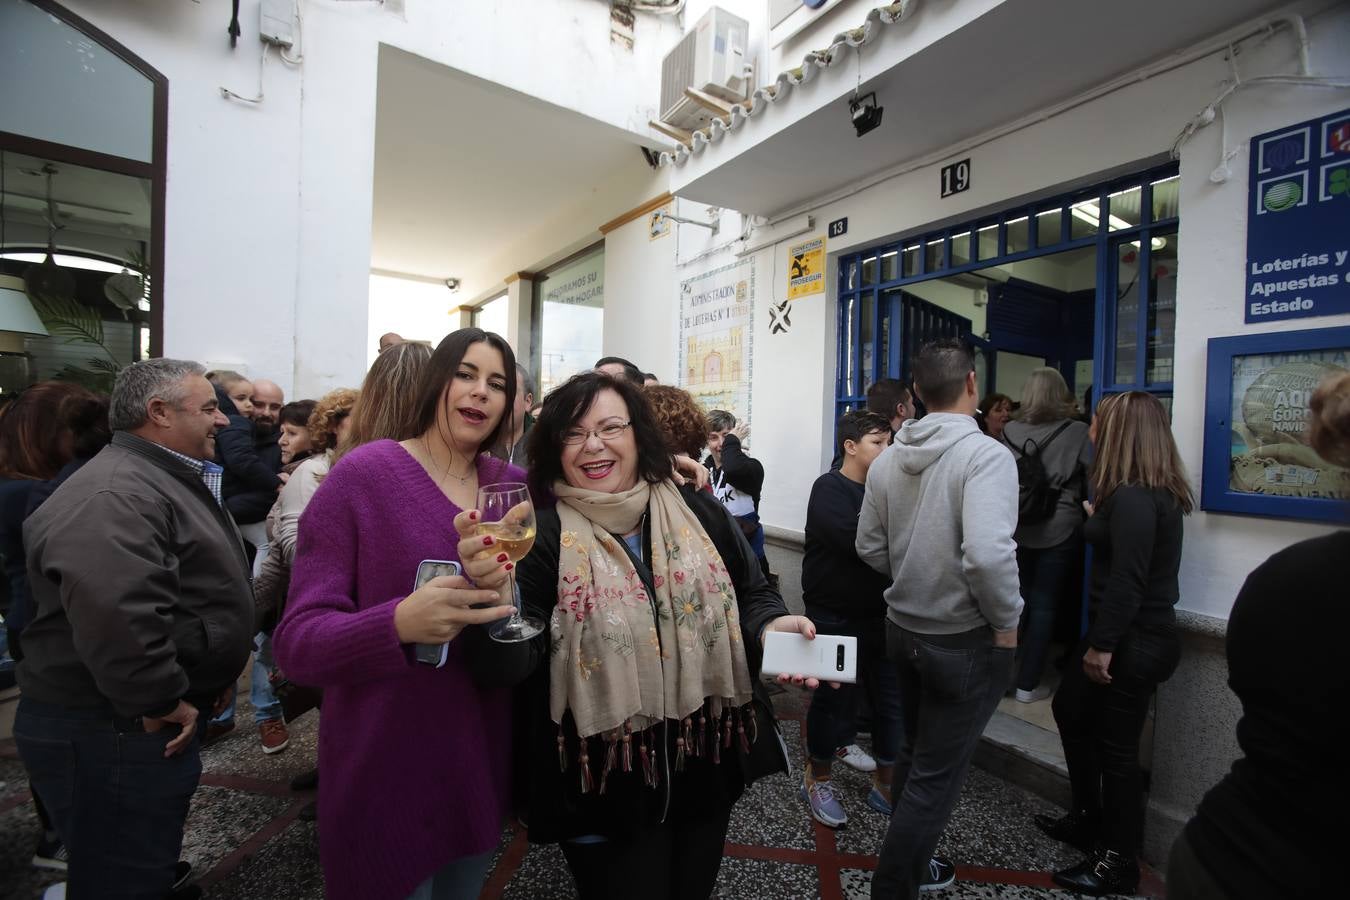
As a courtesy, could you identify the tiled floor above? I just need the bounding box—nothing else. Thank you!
[0,687,1164,900]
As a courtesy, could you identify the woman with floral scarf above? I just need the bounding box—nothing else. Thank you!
[466,371,821,899]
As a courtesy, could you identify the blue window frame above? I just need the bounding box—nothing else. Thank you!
[835,163,1180,422]
[1201,326,1350,523]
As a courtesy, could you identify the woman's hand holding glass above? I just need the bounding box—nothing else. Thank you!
[454,508,515,591]
[393,575,511,645]
[761,614,841,690]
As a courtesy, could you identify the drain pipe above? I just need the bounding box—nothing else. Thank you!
[1275,14,1312,75]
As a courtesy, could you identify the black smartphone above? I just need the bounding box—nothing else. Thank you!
[413,560,461,667]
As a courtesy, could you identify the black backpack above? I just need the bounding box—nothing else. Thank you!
[1007,421,1073,525]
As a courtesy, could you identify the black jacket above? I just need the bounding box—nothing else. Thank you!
[1186,531,1345,899]
[801,470,891,619]
[213,385,282,525]
[1,459,95,662]
[704,433,764,512]
[1082,485,1184,650]
[463,483,788,843]
[18,433,254,718]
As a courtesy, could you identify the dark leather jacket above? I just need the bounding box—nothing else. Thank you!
[18,433,254,718]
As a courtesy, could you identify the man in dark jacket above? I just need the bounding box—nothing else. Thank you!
[208,377,289,753]
[217,379,284,528]
[14,358,253,898]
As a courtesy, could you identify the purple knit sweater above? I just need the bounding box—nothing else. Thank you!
[273,440,522,900]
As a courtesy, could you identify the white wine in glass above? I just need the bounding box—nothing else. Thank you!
[478,482,544,643]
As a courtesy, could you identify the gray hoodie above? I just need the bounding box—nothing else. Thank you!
[857,412,1024,634]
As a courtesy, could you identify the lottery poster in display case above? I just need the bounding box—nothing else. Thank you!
[1202,326,1350,522]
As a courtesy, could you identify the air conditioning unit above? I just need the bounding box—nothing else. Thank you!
[659,6,752,132]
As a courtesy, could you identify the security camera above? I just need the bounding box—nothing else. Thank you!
[849,92,883,138]
[444,278,461,292]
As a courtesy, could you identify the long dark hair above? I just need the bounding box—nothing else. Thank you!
[527,371,674,502]
[411,329,517,457]
[0,382,102,480]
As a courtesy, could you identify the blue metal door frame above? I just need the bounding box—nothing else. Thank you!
[835,162,1180,421]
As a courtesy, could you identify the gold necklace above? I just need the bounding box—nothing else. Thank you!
[423,436,476,485]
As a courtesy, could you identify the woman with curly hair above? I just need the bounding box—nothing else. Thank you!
[644,383,710,460]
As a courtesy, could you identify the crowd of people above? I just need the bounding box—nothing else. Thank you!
[0,328,1343,900]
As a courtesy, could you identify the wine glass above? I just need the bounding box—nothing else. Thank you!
[477,482,544,643]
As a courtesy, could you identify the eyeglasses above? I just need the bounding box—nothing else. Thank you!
[562,420,632,445]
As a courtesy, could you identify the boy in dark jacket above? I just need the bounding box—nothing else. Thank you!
[800,411,902,828]
[704,410,773,583]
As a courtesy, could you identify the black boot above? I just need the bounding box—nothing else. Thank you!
[1033,809,1097,853]
[1052,848,1140,896]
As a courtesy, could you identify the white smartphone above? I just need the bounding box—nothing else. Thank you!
[761,631,857,684]
[413,560,461,667]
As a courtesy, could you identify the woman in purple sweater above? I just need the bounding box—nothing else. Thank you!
[274,329,521,900]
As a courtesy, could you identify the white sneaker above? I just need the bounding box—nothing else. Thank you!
[1015,685,1053,703]
[43,883,67,900]
[835,743,877,772]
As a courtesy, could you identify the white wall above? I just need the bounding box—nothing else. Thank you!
[604,203,680,383]
[48,0,305,394]
[647,2,1350,619]
[47,0,682,398]
[366,274,461,367]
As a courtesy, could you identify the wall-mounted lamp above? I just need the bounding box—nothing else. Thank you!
[0,273,51,395]
[849,91,883,138]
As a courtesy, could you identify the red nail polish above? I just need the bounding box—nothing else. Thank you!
[504,562,514,572]
[468,511,478,520]
[482,536,493,546]
[497,553,509,563]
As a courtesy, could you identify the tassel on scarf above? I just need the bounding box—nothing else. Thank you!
[557,730,567,772]
[723,710,734,749]
[674,736,686,773]
[639,730,656,788]
[711,711,722,764]
[681,717,694,760]
[621,721,633,773]
[746,704,759,744]
[579,741,594,793]
[599,732,618,795]
[737,708,750,754]
[695,710,707,758]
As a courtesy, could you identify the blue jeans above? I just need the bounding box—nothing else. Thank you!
[1014,536,1081,691]
[872,623,1015,900]
[404,849,495,900]
[804,610,903,766]
[15,697,203,899]
[213,632,282,725]
[734,510,767,562]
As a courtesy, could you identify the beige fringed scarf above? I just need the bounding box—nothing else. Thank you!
[550,479,756,755]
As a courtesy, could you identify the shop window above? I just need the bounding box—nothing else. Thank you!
[472,293,509,337]
[532,245,604,397]
[0,0,167,394]
[1036,208,1063,247]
